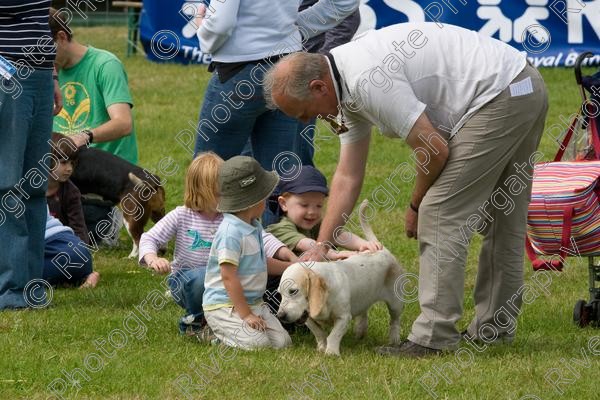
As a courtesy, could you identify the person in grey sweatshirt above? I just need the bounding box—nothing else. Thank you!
[193,0,359,226]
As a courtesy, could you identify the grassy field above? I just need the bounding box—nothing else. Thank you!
[2,26,600,400]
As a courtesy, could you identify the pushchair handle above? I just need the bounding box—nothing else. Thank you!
[575,52,594,85]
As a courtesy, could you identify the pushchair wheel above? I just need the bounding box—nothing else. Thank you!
[592,300,600,324]
[573,299,591,327]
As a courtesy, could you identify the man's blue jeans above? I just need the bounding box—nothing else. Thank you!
[194,62,301,226]
[0,69,53,309]
[168,268,206,333]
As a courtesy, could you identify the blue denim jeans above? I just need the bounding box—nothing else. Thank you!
[297,119,316,167]
[0,69,53,309]
[194,62,301,225]
[43,231,93,286]
[168,268,206,333]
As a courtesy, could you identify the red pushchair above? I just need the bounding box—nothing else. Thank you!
[525,52,600,327]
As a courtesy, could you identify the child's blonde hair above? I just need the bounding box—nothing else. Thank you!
[184,152,223,212]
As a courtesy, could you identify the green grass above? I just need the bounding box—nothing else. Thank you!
[2,26,600,400]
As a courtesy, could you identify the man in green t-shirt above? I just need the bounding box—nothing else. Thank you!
[49,8,138,165]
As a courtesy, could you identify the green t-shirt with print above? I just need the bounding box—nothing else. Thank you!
[53,46,139,164]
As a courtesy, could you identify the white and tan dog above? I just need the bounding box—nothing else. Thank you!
[276,200,405,356]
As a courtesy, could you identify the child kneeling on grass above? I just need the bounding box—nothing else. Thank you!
[139,153,294,341]
[44,207,99,288]
[203,156,291,350]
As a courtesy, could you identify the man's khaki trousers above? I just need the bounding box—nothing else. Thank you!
[408,64,549,350]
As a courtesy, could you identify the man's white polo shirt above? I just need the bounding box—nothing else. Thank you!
[331,22,527,144]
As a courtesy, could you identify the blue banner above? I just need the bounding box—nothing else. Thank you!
[139,0,600,67]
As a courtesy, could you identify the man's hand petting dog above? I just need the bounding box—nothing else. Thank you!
[147,257,171,274]
[243,313,267,331]
[299,243,330,262]
[300,241,383,262]
[358,240,383,252]
[328,250,357,261]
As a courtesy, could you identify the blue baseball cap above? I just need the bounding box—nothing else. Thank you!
[277,165,328,196]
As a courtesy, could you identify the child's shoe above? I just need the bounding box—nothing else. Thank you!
[179,314,205,335]
[194,325,220,346]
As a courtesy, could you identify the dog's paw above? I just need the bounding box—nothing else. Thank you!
[317,342,327,353]
[324,347,340,357]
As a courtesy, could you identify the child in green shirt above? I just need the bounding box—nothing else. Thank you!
[266,166,378,259]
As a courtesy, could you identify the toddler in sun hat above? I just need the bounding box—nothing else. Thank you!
[202,156,292,349]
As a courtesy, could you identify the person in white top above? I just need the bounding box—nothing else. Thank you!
[263,22,549,357]
[192,0,359,228]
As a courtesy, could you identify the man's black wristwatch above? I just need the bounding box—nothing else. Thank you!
[82,129,94,144]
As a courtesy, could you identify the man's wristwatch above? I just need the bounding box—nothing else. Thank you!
[82,129,94,144]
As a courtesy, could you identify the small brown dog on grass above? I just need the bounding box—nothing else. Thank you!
[50,133,166,258]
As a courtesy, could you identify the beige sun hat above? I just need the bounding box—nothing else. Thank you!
[216,156,279,213]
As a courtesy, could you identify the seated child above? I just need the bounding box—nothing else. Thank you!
[203,156,292,350]
[139,152,294,340]
[44,206,99,288]
[266,165,379,259]
[46,133,88,243]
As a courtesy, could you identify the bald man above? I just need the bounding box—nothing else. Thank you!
[263,22,548,357]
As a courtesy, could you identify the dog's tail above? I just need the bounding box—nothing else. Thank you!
[358,200,378,243]
[128,172,162,189]
[128,172,143,187]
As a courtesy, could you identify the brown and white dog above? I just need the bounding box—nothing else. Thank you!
[276,201,405,356]
[51,133,166,258]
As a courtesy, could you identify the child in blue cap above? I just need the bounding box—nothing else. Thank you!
[266,165,379,259]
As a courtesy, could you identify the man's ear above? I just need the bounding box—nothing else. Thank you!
[309,79,328,95]
[278,196,288,212]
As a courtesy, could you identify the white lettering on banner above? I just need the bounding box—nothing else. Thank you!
[477,0,513,41]
[564,51,600,67]
[528,53,563,67]
[356,0,424,36]
[356,0,599,51]
[180,45,212,64]
[478,0,550,43]
[549,0,585,25]
[567,0,600,43]
[513,1,550,43]
[528,52,600,67]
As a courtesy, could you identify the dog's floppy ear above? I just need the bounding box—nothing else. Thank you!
[306,267,328,319]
